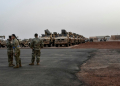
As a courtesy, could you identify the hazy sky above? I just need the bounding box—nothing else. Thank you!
[0,0,120,39]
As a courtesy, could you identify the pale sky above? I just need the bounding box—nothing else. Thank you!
[0,0,120,39]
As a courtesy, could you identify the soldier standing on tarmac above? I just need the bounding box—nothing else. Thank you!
[11,34,22,68]
[29,33,44,65]
[7,36,15,67]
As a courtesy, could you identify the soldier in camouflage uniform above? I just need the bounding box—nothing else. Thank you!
[7,36,15,67]
[29,33,44,65]
[11,34,22,68]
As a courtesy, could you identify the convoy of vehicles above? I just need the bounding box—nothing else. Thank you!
[54,29,86,47]
[0,29,86,48]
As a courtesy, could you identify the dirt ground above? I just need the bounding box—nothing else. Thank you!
[77,49,120,86]
[72,41,120,49]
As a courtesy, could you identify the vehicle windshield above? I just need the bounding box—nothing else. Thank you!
[55,34,67,37]
[70,36,74,37]
[42,35,50,37]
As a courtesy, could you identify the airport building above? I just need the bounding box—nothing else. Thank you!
[89,36,110,42]
[110,35,120,40]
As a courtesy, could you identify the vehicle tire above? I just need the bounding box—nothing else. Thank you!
[56,44,58,47]
[66,44,69,47]
[60,45,62,47]
[44,44,46,47]
[2,45,5,48]
[48,44,51,47]
[53,41,55,46]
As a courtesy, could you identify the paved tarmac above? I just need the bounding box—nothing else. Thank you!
[0,49,96,86]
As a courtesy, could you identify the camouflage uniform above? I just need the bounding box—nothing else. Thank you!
[30,37,44,64]
[7,39,13,66]
[12,38,21,67]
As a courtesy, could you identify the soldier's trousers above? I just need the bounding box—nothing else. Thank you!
[31,50,41,63]
[14,49,21,65]
[7,50,13,65]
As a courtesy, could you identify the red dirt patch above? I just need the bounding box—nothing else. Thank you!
[77,49,120,86]
[72,42,120,49]
[77,67,120,86]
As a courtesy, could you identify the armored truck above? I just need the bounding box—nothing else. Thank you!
[81,36,85,43]
[20,39,29,47]
[55,30,70,47]
[40,29,53,47]
[0,36,6,48]
[69,32,75,45]
[52,32,58,46]
[73,33,79,44]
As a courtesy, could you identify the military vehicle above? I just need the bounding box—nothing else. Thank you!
[20,39,29,47]
[40,29,53,47]
[73,33,79,44]
[77,34,81,44]
[0,36,6,48]
[28,38,33,46]
[100,37,106,42]
[81,36,85,43]
[52,32,58,46]
[78,35,83,44]
[69,32,75,45]
[89,38,93,42]
[55,29,70,47]
[77,34,83,44]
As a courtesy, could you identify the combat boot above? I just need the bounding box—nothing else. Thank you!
[11,64,15,66]
[37,59,40,65]
[9,64,13,67]
[9,62,13,67]
[19,63,22,67]
[29,63,34,65]
[37,63,40,65]
[14,64,19,68]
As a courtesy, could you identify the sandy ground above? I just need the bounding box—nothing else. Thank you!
[77,49,120,86]
[72,42,120,49]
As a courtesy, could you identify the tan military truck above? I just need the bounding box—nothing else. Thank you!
[0,40,6,48]
[77,35,84,44]
[81,36,85,43]
[73,33,79,44]
[76,34,80,44]
[77,35,82,44]
[20,39,29,47]
[83,37,85,43]
[69,32,75,45]
[52,32,58,46]
[0,36,6,48]
[40,29,53,47]
[55,29,70,47]
[28,38,33,46]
